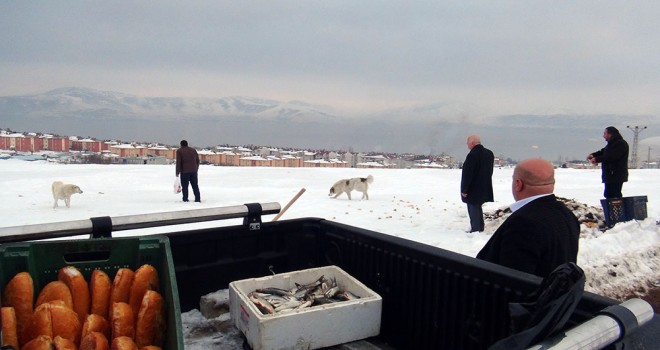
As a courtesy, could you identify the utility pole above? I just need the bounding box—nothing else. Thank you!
[626,125,647,169]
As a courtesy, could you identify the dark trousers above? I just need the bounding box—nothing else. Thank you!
[467,203,484,232]
[180,172,201,202]
[604,182,623,199]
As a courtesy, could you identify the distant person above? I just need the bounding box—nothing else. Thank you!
[587,126,629,199]
[175,140,201,202]
[477,158,580,277]
[460,135,495,232]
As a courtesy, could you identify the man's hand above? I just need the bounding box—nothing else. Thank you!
[461,192,468,198]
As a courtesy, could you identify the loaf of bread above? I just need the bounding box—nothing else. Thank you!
[82,313,111,341]
[58,265,91,322]
[35,280,74,310]
[109,268,134,317]
[26,301,81,345]
[135,290,166,348]
[90,269,112,320]
[110,302,135,340]
[2,271,34,346]
[128,265,159,323]
[1,306,19,350]
[111,335,139,350]
[139,346,162,350]
[20,335,53,350]
[80,331,110,350]
[53,335,78,350]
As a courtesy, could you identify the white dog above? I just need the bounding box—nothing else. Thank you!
[329,175,374,200]
[52,181,83,208]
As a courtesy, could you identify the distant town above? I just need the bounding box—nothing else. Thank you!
[0,128,621,169]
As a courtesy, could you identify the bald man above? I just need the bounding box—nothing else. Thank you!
[460,135,495,232]
[476,159,579,277]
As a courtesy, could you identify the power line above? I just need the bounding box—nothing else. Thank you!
[626,125,647,169]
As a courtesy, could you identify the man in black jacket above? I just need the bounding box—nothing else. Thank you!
[587,126,629,198]
[461,135,495,232]
[477,158,580,277]
[175,140,201,202]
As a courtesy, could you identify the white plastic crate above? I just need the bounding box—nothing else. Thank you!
[229,265,382,350]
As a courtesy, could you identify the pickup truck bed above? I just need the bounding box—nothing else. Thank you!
[1,203,659,349]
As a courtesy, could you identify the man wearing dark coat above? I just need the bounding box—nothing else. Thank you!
[175,140,201,202]
[477,158,580,278]
[461,135,495,232]
[587,126,629,199]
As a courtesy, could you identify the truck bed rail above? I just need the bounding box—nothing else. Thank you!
[0,202,280,243]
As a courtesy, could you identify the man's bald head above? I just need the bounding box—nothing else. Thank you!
[467,135,481,149]
[512,158,556,200]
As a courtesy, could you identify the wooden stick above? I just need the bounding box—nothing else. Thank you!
[272,188,306,221]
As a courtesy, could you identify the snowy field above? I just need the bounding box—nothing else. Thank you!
[0,158,659,302]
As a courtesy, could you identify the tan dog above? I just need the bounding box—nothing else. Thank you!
[329,175,374,200]
[52,181,83,208]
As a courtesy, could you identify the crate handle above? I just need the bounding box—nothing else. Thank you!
[63,250,112,264]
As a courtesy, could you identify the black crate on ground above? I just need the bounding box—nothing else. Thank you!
[623,196,648,221]
[601,198,626,227]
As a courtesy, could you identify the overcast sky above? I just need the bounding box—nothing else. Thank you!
[2,1,660,118]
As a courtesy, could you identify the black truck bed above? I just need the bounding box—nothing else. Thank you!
[165,216,660,349]
[1,203,658,349]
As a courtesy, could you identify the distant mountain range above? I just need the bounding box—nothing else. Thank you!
[1,87,657,161]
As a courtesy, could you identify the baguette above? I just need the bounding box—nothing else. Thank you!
[25,302,53,344]
[135,290,166,348]
[58,266,90,322]
[109,268,134,317]
[50,301,82,345]
[53,335,78,350]
[19,335,53,350]
[128,265,159,324]
[111,336,138,350]
[36,280,74,310]
[90,269,112,319]
[1,306,19,350]
[82,313,111,342]
[26,301,81,346]
[80,331,110,350]
[1,271,34,346]
[110,302,134,340]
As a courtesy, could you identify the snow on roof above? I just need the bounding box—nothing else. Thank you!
[415,162,448,168]
[198,149,216,155]
[240,155,268,161]
[357,161,385,167]
[111,143,146,149]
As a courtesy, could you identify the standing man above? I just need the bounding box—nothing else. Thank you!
[175,140,201,202]
[461,135,495,233]
[587,126,629,198]
[477,158,580,277]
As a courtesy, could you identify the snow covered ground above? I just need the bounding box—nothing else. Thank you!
[2,158,659,349]
[1,158,658,301]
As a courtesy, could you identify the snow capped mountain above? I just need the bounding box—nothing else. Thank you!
[0,87,342,122]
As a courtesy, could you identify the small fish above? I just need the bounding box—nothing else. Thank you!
[335,290,360,301]
[256,287,294,297]
[249,292,275,315]
[274,300,304,312]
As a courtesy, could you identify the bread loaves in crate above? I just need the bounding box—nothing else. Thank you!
[1,264,165,350]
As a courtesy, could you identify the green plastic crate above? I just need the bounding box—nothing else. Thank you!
[0,235,183,350]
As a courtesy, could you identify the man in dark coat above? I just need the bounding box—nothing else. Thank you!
[477,158,580,278]
[587,126,629,198]
[175,139,201,202]
[461,135,495,232]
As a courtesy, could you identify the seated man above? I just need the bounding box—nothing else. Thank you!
[476,158,579,277]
